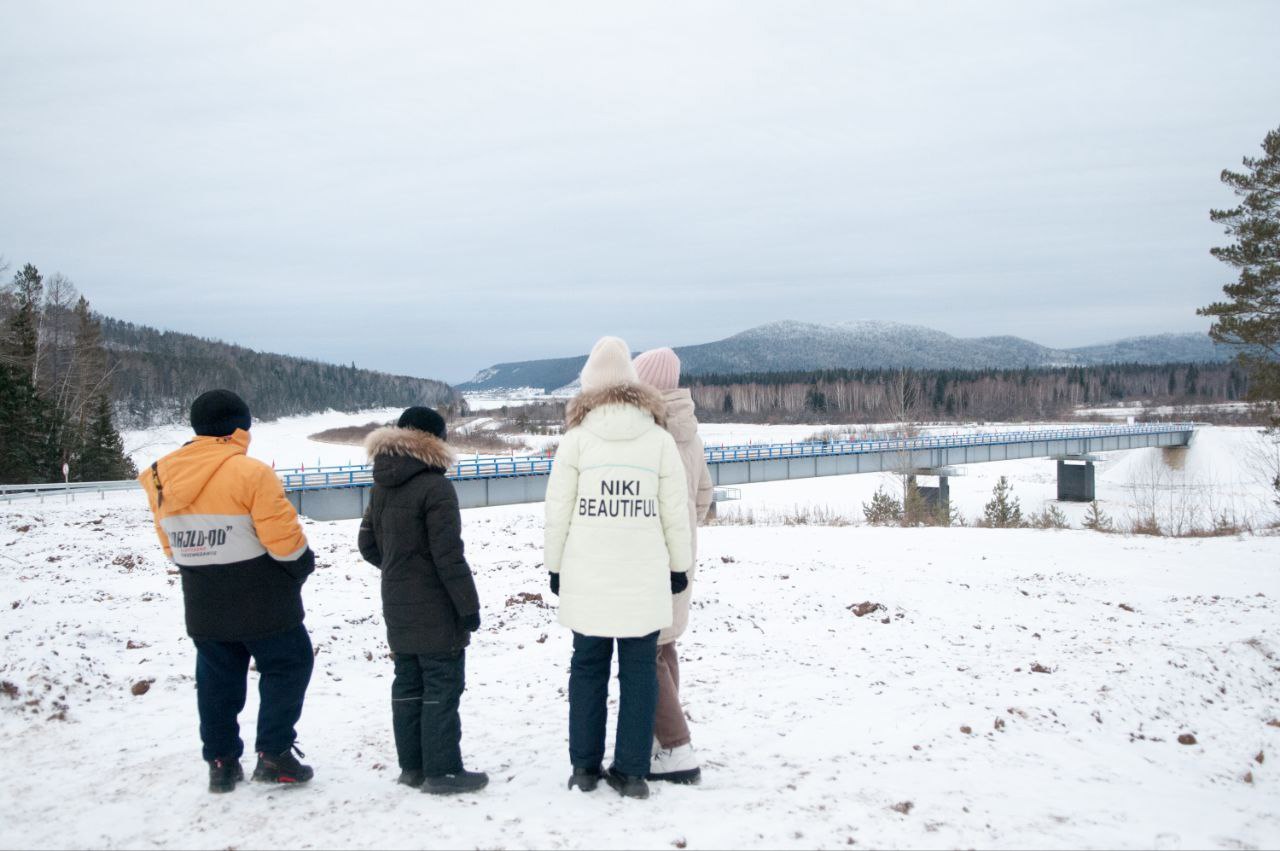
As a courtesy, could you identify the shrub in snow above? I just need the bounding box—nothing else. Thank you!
[1082,500,1113,532]
[863,487,902,526]
[981,476,1024,528]
[1030,504,1069,529]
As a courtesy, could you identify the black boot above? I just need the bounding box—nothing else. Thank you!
[252,744,314,785]
[568,764,602,792]
[208,757,244,794]
[397,770,425,788]
[606,767,650,799]
[421,770,489,795]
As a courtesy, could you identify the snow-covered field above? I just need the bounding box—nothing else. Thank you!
[2,493,1279,849]
[6,411,1280,848]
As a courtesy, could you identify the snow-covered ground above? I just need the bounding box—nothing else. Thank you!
[10,410,1276,847]
[2,493,1279,849]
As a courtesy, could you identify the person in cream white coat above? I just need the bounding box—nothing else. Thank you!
[544,336,692,799]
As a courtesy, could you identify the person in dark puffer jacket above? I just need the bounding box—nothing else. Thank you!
[358,406,488,795]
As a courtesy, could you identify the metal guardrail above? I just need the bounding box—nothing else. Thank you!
[1,480,141,503]
[702,422,1196,463]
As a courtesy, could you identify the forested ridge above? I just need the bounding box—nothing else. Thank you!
[100,316,458,427]
[686,362,1250,423]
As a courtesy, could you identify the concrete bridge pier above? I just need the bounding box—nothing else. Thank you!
[909,468,954,513]
[1056,457,1096,502]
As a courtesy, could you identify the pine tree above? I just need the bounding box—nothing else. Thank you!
[75,394,135,481]
[981,476,1024,528]
[0,362,61,483]
[3,264,42,381]
[862,487,902,525]
[1198,124,1280,428]
[1082,500,1113,532]
[901,478,929,526]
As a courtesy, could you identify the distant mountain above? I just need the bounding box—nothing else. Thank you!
[457,320,1231,392]
[100,316,458,427]
[1067,333,1227,365]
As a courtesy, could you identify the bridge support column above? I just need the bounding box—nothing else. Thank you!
[908,474,951,513]
[1057,459,1095,502]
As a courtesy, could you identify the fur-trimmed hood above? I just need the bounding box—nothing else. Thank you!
[565,382,668,432]
[365,426,455,487]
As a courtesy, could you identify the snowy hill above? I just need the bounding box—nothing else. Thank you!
[457,320,1228,392]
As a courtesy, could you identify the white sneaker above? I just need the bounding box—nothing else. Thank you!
[648,743,701,784]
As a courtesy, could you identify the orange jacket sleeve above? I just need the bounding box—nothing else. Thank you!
[249,462,309,561]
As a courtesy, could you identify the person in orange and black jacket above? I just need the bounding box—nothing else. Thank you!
[138,389,318,794]
[358,406,488,796]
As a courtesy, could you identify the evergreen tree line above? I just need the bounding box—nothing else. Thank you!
[1,262,135,484]
[683,362,1249,423]
[99,315,457,428]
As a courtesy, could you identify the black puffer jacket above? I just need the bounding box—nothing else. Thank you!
[357,427,480,655]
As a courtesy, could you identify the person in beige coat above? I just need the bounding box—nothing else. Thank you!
[544,336,692,799]
[633,347,713,785]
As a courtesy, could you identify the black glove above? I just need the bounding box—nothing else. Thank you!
[461,612,481,632]
[549,572,560,596]
[670,572,689,595]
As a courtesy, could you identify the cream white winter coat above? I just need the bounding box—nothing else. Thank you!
[544,383,693,639]
[658,388,714,645]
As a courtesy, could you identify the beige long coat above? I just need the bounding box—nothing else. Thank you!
[658,388,714,645]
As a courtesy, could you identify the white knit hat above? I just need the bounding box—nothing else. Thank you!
[579,336,638,392]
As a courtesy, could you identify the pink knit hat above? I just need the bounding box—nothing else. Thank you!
[633,347,681,391]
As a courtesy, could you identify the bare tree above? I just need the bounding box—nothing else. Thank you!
[40,273,79,417]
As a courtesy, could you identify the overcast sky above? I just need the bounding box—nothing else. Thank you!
[2,1,1278,382]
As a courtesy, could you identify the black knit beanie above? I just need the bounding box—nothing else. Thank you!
[191,389,252,437]
[398,406,447,440]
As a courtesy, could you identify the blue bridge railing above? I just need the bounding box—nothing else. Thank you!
[276,422,1194,493]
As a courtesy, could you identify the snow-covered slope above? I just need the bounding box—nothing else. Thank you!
[2,494,1278,849]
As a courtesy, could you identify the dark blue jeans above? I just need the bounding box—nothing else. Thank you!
[193,624,314,762]
[391,651,466,777]
[569,631,659,778]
